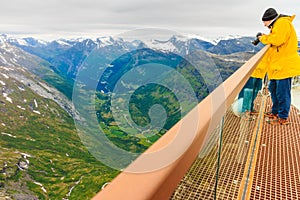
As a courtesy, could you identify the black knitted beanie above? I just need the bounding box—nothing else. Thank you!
[262,8,278,21]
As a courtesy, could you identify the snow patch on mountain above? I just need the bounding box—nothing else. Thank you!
[13,38,30,46]
[1,132,17,138]
[0,34,8,48]
[97,36,115,47]
[2,92,13,103]
[55,39,73,46]
[187,34,218,45]
[213,34,246,44]
[0,65,80,121]
[143,38,177,52]
[7,37,48,47]
[17,105,26,110]
[0,72,9,79]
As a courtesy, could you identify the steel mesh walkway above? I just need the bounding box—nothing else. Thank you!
[250,97,300,200]
[171,94,300,200]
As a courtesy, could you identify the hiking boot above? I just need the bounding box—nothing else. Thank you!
[264,112,278,119]
[268,118,290,125]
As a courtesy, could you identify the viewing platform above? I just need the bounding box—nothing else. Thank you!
[171,94,300,200]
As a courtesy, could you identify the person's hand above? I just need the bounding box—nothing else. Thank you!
[258,33,265,40]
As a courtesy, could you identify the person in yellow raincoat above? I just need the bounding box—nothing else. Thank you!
[258,8,300,125]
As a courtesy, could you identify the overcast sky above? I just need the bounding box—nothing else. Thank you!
[0,0,299,40]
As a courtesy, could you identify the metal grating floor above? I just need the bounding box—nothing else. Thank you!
[250,97,300,200]
[171,94,300,200]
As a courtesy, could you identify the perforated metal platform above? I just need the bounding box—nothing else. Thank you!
[171,94,300,200]
[250,97,300,200]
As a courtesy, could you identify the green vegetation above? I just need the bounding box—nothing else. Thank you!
[0,68,119,199]
[93,49,243,157]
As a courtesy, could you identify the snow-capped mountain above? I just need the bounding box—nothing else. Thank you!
[0,34,74,99]
[7,37,48,47]
[5,33,262,58]
[140,35,215,55]
[6,33,258,78]
[0,35,49,71]
[208,36,264,54]
[1,33,264,99]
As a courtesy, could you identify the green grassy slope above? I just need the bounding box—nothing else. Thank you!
[0,66,118,199]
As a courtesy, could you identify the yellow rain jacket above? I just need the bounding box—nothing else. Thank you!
[251,55,267,79]
[259,15,300,80]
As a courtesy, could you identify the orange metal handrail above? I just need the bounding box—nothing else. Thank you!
[93,45,270,200]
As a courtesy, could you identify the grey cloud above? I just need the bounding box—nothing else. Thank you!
[0,0,299,39]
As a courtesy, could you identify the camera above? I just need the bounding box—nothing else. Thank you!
[252,32,262,46]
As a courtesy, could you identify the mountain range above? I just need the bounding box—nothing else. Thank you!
[4,34,263,91]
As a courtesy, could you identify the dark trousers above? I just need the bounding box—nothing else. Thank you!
[269,78,292,119]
